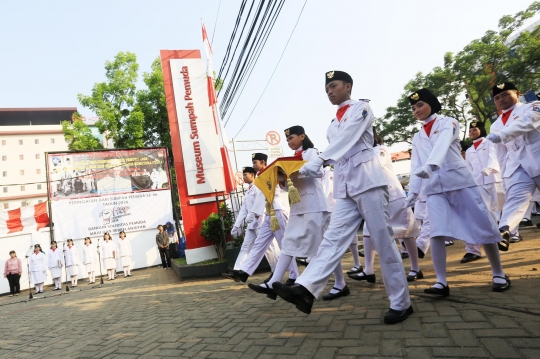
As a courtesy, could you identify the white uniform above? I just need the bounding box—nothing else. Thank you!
[47,248,63,279]
[322,166,335,212]
[101,240,117,270]
[82,244,97,273]
[413,197,430,254]
[296,99,410,311]
[117,239,132,267]
[409,115,501,244]
[490,101,540,234]
[29,251,47,285]
[65,245,80,277]
[281,148,330,258]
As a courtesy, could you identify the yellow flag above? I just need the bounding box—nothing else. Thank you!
[254,158,306,205]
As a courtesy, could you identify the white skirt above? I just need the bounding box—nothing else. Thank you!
[120,256,131,267]
[427,186,500,244]
[49,267,62,279]
[104,258,116,270]
[479,182,505,212]
[85,263,95,273]
[363,197,421,239]
[66,265,78,277]
[30,271,46,285]
[281,211,331,258]
[414,201,428,220]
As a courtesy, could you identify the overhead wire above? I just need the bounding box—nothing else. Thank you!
[211,0,222,45]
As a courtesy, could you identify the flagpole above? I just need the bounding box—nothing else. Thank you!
[44,152,54,243]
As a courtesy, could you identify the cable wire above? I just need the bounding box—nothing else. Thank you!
[211,0,222,45]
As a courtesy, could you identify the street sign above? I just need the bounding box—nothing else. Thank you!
[266,131,281,146]
[268,145,284,159]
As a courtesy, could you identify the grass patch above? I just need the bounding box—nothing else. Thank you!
[173,258,227,266]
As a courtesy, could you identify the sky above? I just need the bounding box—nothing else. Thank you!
[0,0,536,171]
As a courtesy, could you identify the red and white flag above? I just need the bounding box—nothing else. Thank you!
[0,202,49,236]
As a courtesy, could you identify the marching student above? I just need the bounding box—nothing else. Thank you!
[406,88,510,296]
[65,239,80,287]
[228,153,296,283]
[274,71,412,324]
[82,237,97,284]
[349,131,422,283]
[248,126,330,299]
[117,231,132,277]
[486,83,540,248]
[47,241,63,290]
[101,232,117,280]
[29,244,47,294]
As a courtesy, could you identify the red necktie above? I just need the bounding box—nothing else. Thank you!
[423,119,436,137]
[336,105,350,122]
[501,110,513,126]
[473,139,483,150]
[294,150,303,158]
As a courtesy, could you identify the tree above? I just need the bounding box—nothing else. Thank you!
[77,52,144,148]
[61,113,103,151]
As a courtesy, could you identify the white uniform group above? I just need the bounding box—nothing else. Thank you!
[224,74,540,325]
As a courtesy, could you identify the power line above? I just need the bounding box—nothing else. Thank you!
[234,0,308,138]
[211,0,222,45]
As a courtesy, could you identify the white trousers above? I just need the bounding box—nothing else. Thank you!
[240,210,298,278]
[415,218,430,255]
[296,186,410,311]
[234,227,279,271]
[500,167,540,234]
[464,242,482,256]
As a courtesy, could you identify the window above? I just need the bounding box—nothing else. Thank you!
[50,138,55,144]
[36,169,41,174]
[19,155,24,160]
[19,140,23,145]
[1,140,5,145]
[2,171,6,177]
[3,203,8,209]
[35,139,39,144]
[20,170,24,175]
[35,154,40,159]
[3,187,8,193]
[20,186,25,191]
[2,156,6,161]
[37,184,42,190]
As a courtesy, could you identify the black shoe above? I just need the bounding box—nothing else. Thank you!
[498,230,511,252]
[322,286,350,301]
[346,265,363,275]
[284,278,296,286]
[519,219,533,227]
[493,275,511,292]
[232,270,249,283]
[384,305,414,324]
[263,272,274,283]
[417,248,425,259]
[401,252,409,259]
[295,258,309,267]
[510,235,523,243]
[273,283,314,314]
[348,271,376,283]
[407,270,424,282]
[247,283,277,300]
[358,251,364,257]
[222,272,239,281]
[460,253,482,263]
[424,282,450,297]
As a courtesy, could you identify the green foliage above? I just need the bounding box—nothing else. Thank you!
[61,112,103,151]
[379,1,540,146]
[200,202,235,260]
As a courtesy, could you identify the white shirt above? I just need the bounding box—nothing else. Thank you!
[65,245,80,266]
[233,183,259,228]
[101,240,117,259]
[466,138,502,186]
[29,252,47,272]
[375,145,406,202]
[117,239,132,258]
[47,248,63,269]
[82,244,97,264]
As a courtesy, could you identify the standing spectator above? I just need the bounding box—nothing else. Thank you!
[156,225,171,269]
[29,244,47,294]
[165,222,179,259]
[4,250,22,297]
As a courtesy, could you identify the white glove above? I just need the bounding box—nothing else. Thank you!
[486,133,502,143]
[246,212,255,224]
[299,157,324,178]
[231,226,242,239]
[481,168,492,176]
[414,164,433,179]
[405,193,418,208]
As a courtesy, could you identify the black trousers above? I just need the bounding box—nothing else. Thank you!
[6,273,21,294]
[169,243,179,260]
[159,247,171,268]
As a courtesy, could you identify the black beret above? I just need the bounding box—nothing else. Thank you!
[284,126,305,137]
[325,71,353,87]
[491,82,518,97]
[251,153,268,162]
[469,120,487,138]
[242,166,257,175]
[408,88,442,115]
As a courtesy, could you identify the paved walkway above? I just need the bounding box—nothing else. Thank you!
[1,224,540,358]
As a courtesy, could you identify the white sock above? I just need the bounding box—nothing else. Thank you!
[349,242,361,268]
[39,283,44,291]
[402,237,420,273]
[265,254,293,286]
[74,275,78,285]
[482,243,506,284]
[124,266,129,276]
[330,262,346,294]
[362,236,376,275]
[430,236,447,288]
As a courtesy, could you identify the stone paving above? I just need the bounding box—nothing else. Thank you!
[1,224,540,358]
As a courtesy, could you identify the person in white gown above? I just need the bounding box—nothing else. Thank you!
[117,231,132,277]
[65,239,80,287]
[47,241,63,290]
[82,237,97,284]
[29,244,47,294]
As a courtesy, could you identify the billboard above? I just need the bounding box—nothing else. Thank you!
[46,148,173,239]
